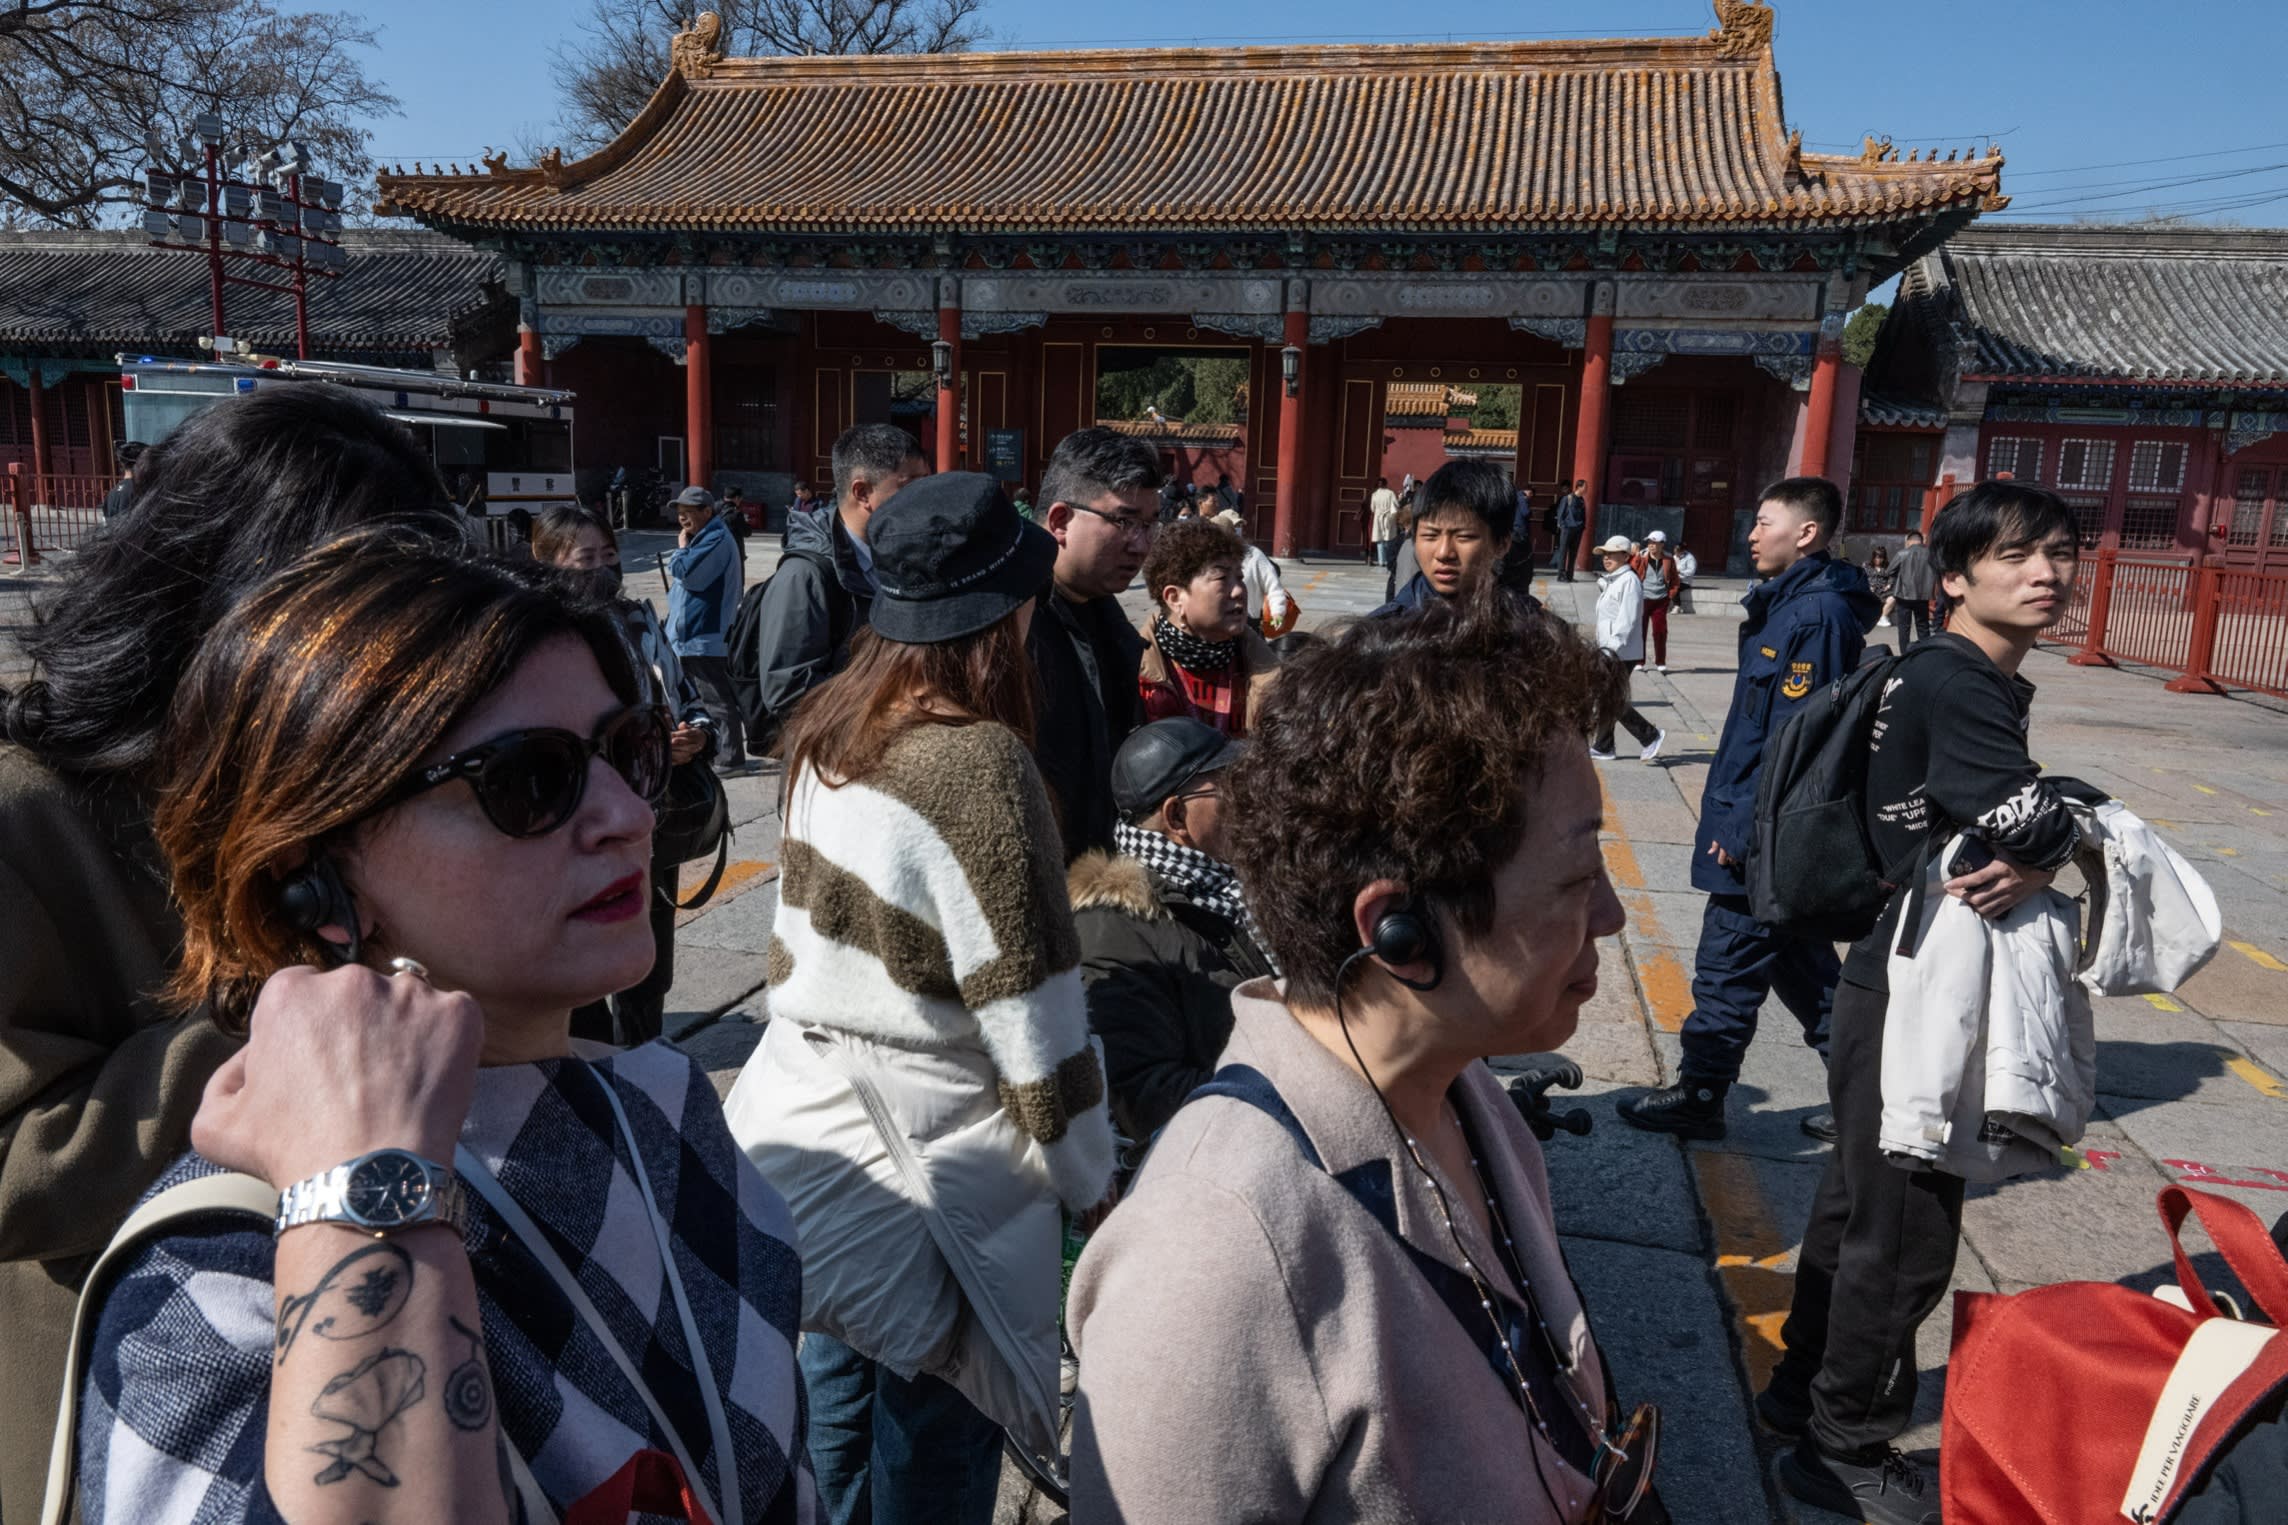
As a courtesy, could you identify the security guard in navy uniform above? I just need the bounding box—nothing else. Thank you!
[1617,477,1881,1141]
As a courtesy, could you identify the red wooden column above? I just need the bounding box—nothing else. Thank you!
[1570,293,1614,570]
[515,326,542,387]
[26,363,50,481]
[1798,346,1842,478]
[683,304,712,489]
[1271,290,1308,558]
[936,288,962,472]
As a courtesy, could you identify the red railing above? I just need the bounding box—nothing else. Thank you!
[4,465,120,566]
[2056,549,2288,700]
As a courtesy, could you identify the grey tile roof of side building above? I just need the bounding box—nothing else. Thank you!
[0,228,507,357]
[1894,223,2288,388]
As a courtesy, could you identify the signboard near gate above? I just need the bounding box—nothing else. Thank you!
[984,428,1025,484]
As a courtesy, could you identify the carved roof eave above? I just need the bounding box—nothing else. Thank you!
[374,71,692,215]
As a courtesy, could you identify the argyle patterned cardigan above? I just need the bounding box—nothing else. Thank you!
[74,1042,815,1524]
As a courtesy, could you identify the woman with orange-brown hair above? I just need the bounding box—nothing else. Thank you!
[725,473,1115,1525]
[58,533,813,1525]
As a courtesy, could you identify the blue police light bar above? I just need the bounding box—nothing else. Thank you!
[234,377,257,393]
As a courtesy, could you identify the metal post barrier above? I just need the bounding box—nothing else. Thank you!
[2070,547,2116,665]
[2165,561,2225,695]
[5,463,37,568]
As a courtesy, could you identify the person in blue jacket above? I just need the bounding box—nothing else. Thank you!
[1617,476,1880,1141]
[667,485,753,771]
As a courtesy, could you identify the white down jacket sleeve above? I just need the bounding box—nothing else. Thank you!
[1594,568,1645,662]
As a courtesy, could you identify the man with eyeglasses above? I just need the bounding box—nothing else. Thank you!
[1029,426,1163,861]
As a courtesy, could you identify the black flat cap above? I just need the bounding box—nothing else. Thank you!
[1112,718,1244,820]
[866,471,1057,643]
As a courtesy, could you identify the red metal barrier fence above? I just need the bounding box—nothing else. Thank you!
[4,466,120,566]
[2054,550,2288,700]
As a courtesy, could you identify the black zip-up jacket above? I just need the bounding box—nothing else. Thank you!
[735,505,873,749]
[1027,587,1146,862]
[1841,633,2081,992]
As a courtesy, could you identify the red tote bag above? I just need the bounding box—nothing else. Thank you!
[562,1448,717,1525]
[1942,1186,2288,1524]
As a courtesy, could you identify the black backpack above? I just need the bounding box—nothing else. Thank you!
[1746,643,1941,941]
[725,543,855,755]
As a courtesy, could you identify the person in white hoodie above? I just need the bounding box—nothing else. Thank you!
[1590,535,1664,761]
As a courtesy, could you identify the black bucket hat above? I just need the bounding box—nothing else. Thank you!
[867,471,1058,643]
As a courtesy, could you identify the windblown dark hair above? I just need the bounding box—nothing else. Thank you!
[1417,459,1516,541]
[1223,584,1616,1010]
[155,529,638,1028]
[1,384,459,781]
[1930,479,2080,581]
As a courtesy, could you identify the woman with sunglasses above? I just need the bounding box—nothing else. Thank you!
[533,503,714,1045]
[726,473,1116,1525]
[64,534,812,1525]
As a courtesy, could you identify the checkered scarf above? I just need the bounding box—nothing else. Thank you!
[75,1043,815,1525]
[1114,821,1281,977]
[1151,611,1238,673]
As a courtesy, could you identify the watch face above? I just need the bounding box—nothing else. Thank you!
[345,1151,433,1228]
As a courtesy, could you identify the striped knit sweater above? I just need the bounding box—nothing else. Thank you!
[768,720,1115,1210]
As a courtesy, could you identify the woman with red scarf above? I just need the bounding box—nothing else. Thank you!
[1137,519,1280,737]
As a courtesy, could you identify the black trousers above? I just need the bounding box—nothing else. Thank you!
[571,879,677,1046]
[1593,654,1660,752]
[1771,978,1966,1460]
[1554,526,1582,580]
[681,654,747,764]
[1894,598,1933,647]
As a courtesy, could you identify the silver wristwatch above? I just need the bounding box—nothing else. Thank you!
[274,1148,470,1238]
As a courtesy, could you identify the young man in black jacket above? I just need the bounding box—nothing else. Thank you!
[1765,481,2084,1525]
[1070,719,1275,1141]
[1030,427,1159,861]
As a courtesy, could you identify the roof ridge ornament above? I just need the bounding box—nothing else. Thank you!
[672,11,726,78]
[1708,0,1775,59]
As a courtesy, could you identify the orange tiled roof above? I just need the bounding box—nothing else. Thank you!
[1445,426,1521,453]
[377,6,2003,236]
[1387,382,1478,418]
[1101,417,1244,444]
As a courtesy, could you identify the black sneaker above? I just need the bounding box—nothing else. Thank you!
[1776,1441,1941,1525]
[1754,1385,1811,1438]
[1801,1111,1839,1143]
[1616,1080,1728,1140]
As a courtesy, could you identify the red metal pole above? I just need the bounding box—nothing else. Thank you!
[2165,561,2225,694]
[935,302,961,472]
[1271,307,1308,559]
[683,304,712,490]
[1571,311,1614,570]
[516,327,543,387]
[2071,547,2118,667]
[1798,339,1841,478]
[206,141,226,340]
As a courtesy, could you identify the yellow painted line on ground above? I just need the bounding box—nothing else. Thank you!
[2229,1058,2288,1100]
[1595,775,1693,1033]
[2219,847,2241,858]
[1690,1151,1797,1391]
[2232,940,2288,974]
[2143,993,2184,1013]
[2255,808,2275,817]
[2194,784,2219,796]
[673,858,775,924]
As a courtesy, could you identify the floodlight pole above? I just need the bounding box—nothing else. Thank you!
[290,170,309,358]
[204,138,227,340]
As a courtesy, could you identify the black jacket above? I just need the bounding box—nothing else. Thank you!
[1069,849,1276,1139]
[1027,588,1145,862]
[735,506,872,747]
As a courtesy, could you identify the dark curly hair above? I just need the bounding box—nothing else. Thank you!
[1223,587,1616,1009]
[1140,517,1244,609]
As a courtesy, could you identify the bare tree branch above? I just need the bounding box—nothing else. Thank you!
[548,0,987,155]
[0,0,397,227]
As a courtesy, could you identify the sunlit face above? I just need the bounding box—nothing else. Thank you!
[1416,509,1507,596]
[1943,528,2080,636]
[553,526,619,571]
[1050,486,1159,599]
[1165,559,1248,641]
[1426,747,1624,1059]
[342,635,657,1032]
[1748,498,1820,577]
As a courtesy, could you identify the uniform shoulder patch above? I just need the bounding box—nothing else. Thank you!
[1780,660,1815,700]
[1759,645,1779,660]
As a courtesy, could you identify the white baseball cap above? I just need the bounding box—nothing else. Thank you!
[1597,535,1633,554]
[1646,529,1668,542]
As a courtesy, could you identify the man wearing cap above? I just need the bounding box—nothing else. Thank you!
[1636,528,1678,673]
[1070,718,1276,1141]
[1030,427,1162,862]
[669,485,753,771]
[1591,534,1666,762]
[1617,476,1879,1143]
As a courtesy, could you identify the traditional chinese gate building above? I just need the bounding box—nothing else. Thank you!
[377,1,2002,562]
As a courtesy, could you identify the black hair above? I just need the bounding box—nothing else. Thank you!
[116,440,147,471]
[1415,459,1514,542]
[831,422,923,504]
[1930,479,2080,581]
[1041,425,1164,510]
[532,503,615,565]
[1759,476,1843,539]
[2,384,459,781]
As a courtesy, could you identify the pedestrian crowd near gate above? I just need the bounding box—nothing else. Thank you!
[2,381,2284,1525]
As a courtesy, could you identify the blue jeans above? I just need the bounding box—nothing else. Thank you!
[1677,893,1838,1084]
[800,1332,1004,1525]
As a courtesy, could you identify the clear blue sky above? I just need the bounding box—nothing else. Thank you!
[356,0,2288,230]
